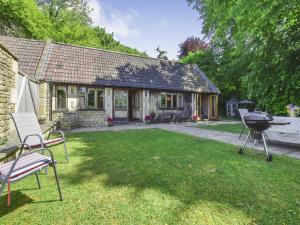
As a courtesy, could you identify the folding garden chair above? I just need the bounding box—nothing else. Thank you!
[11,113,69,162]
[0,135,63,207]
[238,109,249,139]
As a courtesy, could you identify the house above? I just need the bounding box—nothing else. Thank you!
[0,35,220,129]
[226,98,255,117]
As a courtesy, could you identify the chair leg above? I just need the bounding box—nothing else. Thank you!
[7,181,10,207]
[63,141,69,163]
[239,126,245,140]
[35,172,41,189]
[0,181,7,205]
[52,163,63,201]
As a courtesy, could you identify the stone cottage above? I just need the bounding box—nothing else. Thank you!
[0,35,220,137]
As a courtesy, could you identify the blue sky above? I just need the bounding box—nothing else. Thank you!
[88,0,204,59]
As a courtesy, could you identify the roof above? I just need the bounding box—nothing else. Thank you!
[0,35,220,94]
[226,97,238,104]
[0,35,46,77]
[238,100,255,104]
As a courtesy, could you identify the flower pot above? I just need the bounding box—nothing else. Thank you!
[107,122,113,127]
[144,120,151,125]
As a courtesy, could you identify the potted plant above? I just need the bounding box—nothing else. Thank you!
[192,115,200,122]
[107,116,113,127]
[144,115,152,124]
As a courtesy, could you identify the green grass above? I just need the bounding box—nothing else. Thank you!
[1,129,300,225]
[199,123,249,134]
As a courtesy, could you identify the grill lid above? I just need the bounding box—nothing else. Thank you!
[244,112,273,121]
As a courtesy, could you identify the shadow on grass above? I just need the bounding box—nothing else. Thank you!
[61,129,300,224]
[0,191,33,216]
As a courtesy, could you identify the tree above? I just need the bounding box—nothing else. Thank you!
[187,0,300,115]
[178,36,208,58]
[155,46,168,60]
[0,0,146,56]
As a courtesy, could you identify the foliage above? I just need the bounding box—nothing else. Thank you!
[187,0,300,115]
[0,0,146,56]
[155,46,168,60]
[178,36,208,58]
[1,129,300,224]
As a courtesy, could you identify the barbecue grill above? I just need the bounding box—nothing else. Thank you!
[238,112,289,161]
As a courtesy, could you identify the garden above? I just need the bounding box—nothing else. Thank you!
[1,129,299,225]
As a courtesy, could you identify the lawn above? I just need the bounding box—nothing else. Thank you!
[0,129,300,225]
[198,122,249,134]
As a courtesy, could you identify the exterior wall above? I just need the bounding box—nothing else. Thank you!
[39,81,49,120]
[105,87,113,117]
[0,45,18,144]
[52,110,106,129]
[142,90,150,121]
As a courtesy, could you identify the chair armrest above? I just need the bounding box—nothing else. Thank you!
[48,130,65,140]
[5,146,55,182]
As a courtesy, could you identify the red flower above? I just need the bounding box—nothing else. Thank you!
[107,117,113,122]
[144,115,151,121]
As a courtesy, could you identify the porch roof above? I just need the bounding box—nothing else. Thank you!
[0,35,220,94]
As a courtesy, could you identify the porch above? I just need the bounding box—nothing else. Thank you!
[50,84,219,128]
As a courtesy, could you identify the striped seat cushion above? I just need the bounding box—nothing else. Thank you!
[30,138,64,148]
[0,153,52,182]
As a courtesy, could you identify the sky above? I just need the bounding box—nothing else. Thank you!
[88,0,205,59]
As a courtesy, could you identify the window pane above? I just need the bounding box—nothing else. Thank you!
[88,89,95,108]
[78,87,86,109]
[98,90,104,110]
[57,87,67,109]
[172,95,177,108]
[115,90,127,110]
[166,94,172,108]
[161,94,166,108]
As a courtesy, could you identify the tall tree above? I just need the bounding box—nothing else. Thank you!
[178,36,208,58]
[0,0,146,56]
[187,0,300,115]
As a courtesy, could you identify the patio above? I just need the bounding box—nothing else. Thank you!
[0,129,300,225]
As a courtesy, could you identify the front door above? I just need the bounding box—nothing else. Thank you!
[209,95,218,120]
[196,94,201,118]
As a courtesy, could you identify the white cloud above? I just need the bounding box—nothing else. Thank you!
[160,18,168,29]
[88,0,141,39]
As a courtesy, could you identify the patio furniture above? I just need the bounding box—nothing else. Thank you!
[238,109,249,139]
[11,113,69,163]
[0,137,63,206]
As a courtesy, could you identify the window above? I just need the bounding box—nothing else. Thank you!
[78,87,86,109]
[172,95,177,108]
[88,89,96,108]
[161,93,166,107]
[114,90,127,110]
[57,86,66,109]
[97,90,104,110]
[160,93,184,108]
[178,94,184,108]
[166,94,172,108]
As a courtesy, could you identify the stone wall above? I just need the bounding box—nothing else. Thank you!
[0,44,18,144]
[39,81,50,120]
[52,110,106,129]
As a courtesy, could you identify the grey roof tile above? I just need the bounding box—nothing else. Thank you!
[0,36,220,94]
